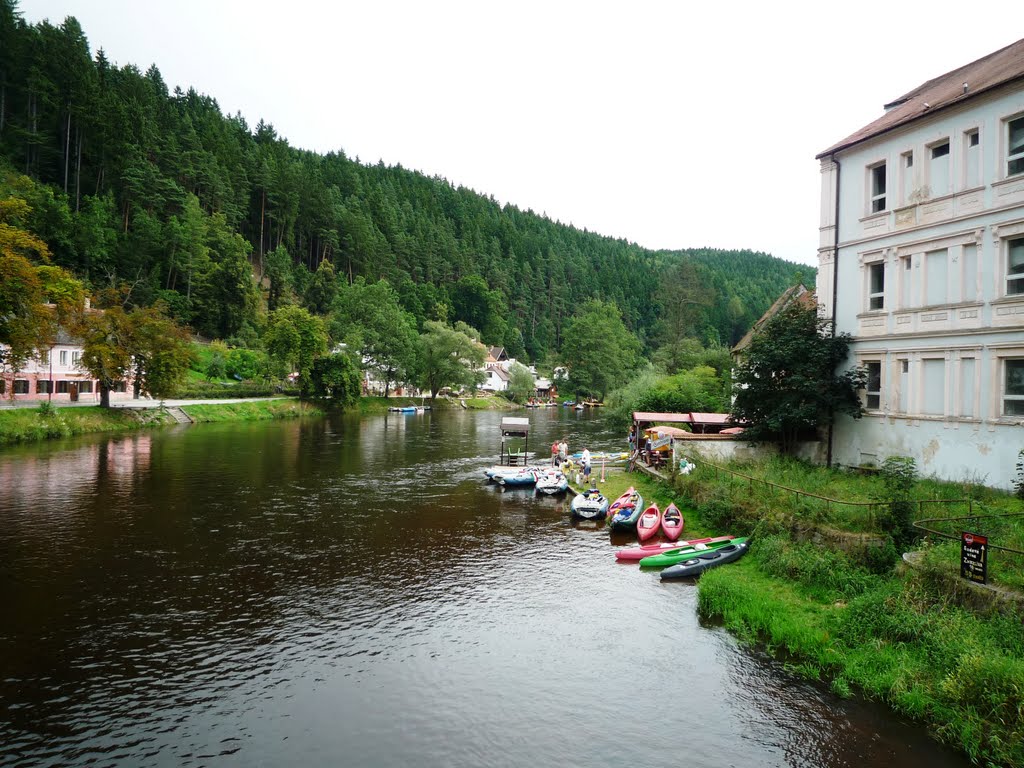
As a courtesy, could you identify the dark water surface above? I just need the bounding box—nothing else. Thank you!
[0,409,970,767]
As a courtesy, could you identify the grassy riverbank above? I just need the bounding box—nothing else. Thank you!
[0,405,177,445]
[667,456,1024,767]
[356,394,519,415]
[0,392,518,446]
[0,398,319,446]
[181,400,321,422]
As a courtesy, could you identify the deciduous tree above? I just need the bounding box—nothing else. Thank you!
[730,301,865,454]
[560,299,641,402]
[263,304,327,390]
[416,320,485,400]
[310,351,361,406]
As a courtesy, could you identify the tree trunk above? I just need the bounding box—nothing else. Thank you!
[259,188,265,268]
[74,127,82,211]
[63,108,71,194]
[99,380,111,408]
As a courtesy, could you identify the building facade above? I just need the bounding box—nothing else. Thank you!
[0,329,123,404]
[816,38,1024,488]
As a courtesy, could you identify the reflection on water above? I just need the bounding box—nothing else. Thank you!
[0,410,969,767]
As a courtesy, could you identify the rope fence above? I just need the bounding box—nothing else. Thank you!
[696,458,979,532]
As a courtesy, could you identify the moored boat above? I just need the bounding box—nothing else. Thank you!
[614,535,735,561]
[570,488,609,519]
[535,469,569,495]
[659,540,750,580]
[636,504,662,541]
[493,467,540,486]
[608,489,644,531]
[640,537,748,569]
[660,503,684,541]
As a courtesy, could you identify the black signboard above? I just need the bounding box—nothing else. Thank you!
[960,532,988,584]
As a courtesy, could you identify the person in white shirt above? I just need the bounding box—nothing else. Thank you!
[581,448,592,485]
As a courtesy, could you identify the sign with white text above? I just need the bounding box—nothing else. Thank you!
[960,532,988,585]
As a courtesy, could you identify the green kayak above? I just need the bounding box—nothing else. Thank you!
[639,537,748,568]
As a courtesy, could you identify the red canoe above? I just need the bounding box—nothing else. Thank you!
[660,503,684,541]
[636,504,661,542]
[614,535,735,561]
[606,486,637,521]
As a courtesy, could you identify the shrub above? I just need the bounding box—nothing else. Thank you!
[860,539,900,574]
[877,456,919,550]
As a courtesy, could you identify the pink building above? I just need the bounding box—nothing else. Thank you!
[1,327,129,404]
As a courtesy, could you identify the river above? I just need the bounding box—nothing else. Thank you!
[0,408,971,767]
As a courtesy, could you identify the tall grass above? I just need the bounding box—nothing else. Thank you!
[0,405,175,445]
[698,535,1024,767]
[182,400,320,422]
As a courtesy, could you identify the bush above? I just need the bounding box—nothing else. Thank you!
[877,456,919,550]
[860,539,900,574]
[173,382,299,399]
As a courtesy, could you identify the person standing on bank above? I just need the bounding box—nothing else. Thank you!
[558,437,568,467]
[581,447,592,485]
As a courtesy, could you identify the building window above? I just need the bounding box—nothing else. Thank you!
[36,379,53,394]
[71,351,81,365]
[37,349,49,366]
[964,129,981,188]
[929,140,950,196]
[901,151,914,204]
[922,359,945,415]
[959,358,975,418]
[868,262,885,310]
[869,163,887,213]
[925,249,948,306]
[1005,359,1024,416]
[78,380,94,394]
[13,379,29,395]
[56,380,70,394]
[59,350,68,366]
[864,361,882,410]
[111,380,127,393]
[1007,237,1024,296]
[1009,115,1024,177]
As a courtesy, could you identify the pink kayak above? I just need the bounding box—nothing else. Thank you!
[636,504,661,542]
[606,486,637,521]
[615,535,735,561]
[660,503,684,541]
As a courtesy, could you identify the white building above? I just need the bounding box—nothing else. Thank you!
[815,38,1024,488]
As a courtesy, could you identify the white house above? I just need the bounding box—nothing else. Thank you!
[815,37,1024,488]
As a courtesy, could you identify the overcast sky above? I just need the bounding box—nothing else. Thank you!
[20,0,1022,266]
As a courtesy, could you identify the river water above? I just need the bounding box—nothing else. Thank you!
[0,408,970,768]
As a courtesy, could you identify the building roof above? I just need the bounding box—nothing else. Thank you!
[732,284,815,354]
[632,411,732,426]
[500,417,530,436]
[491,367,510,381]
[817,37,1024,159]
[487,346,508,362]
[644,425,691,437]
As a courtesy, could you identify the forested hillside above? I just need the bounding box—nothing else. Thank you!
[0,3,809,362]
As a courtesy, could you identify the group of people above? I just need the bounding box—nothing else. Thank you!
[550,438,594,483]
[550,437,569,467]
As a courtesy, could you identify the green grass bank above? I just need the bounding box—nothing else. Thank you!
[668,455,1024,767]
[0,399,320,446]
[0,392,519,446]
